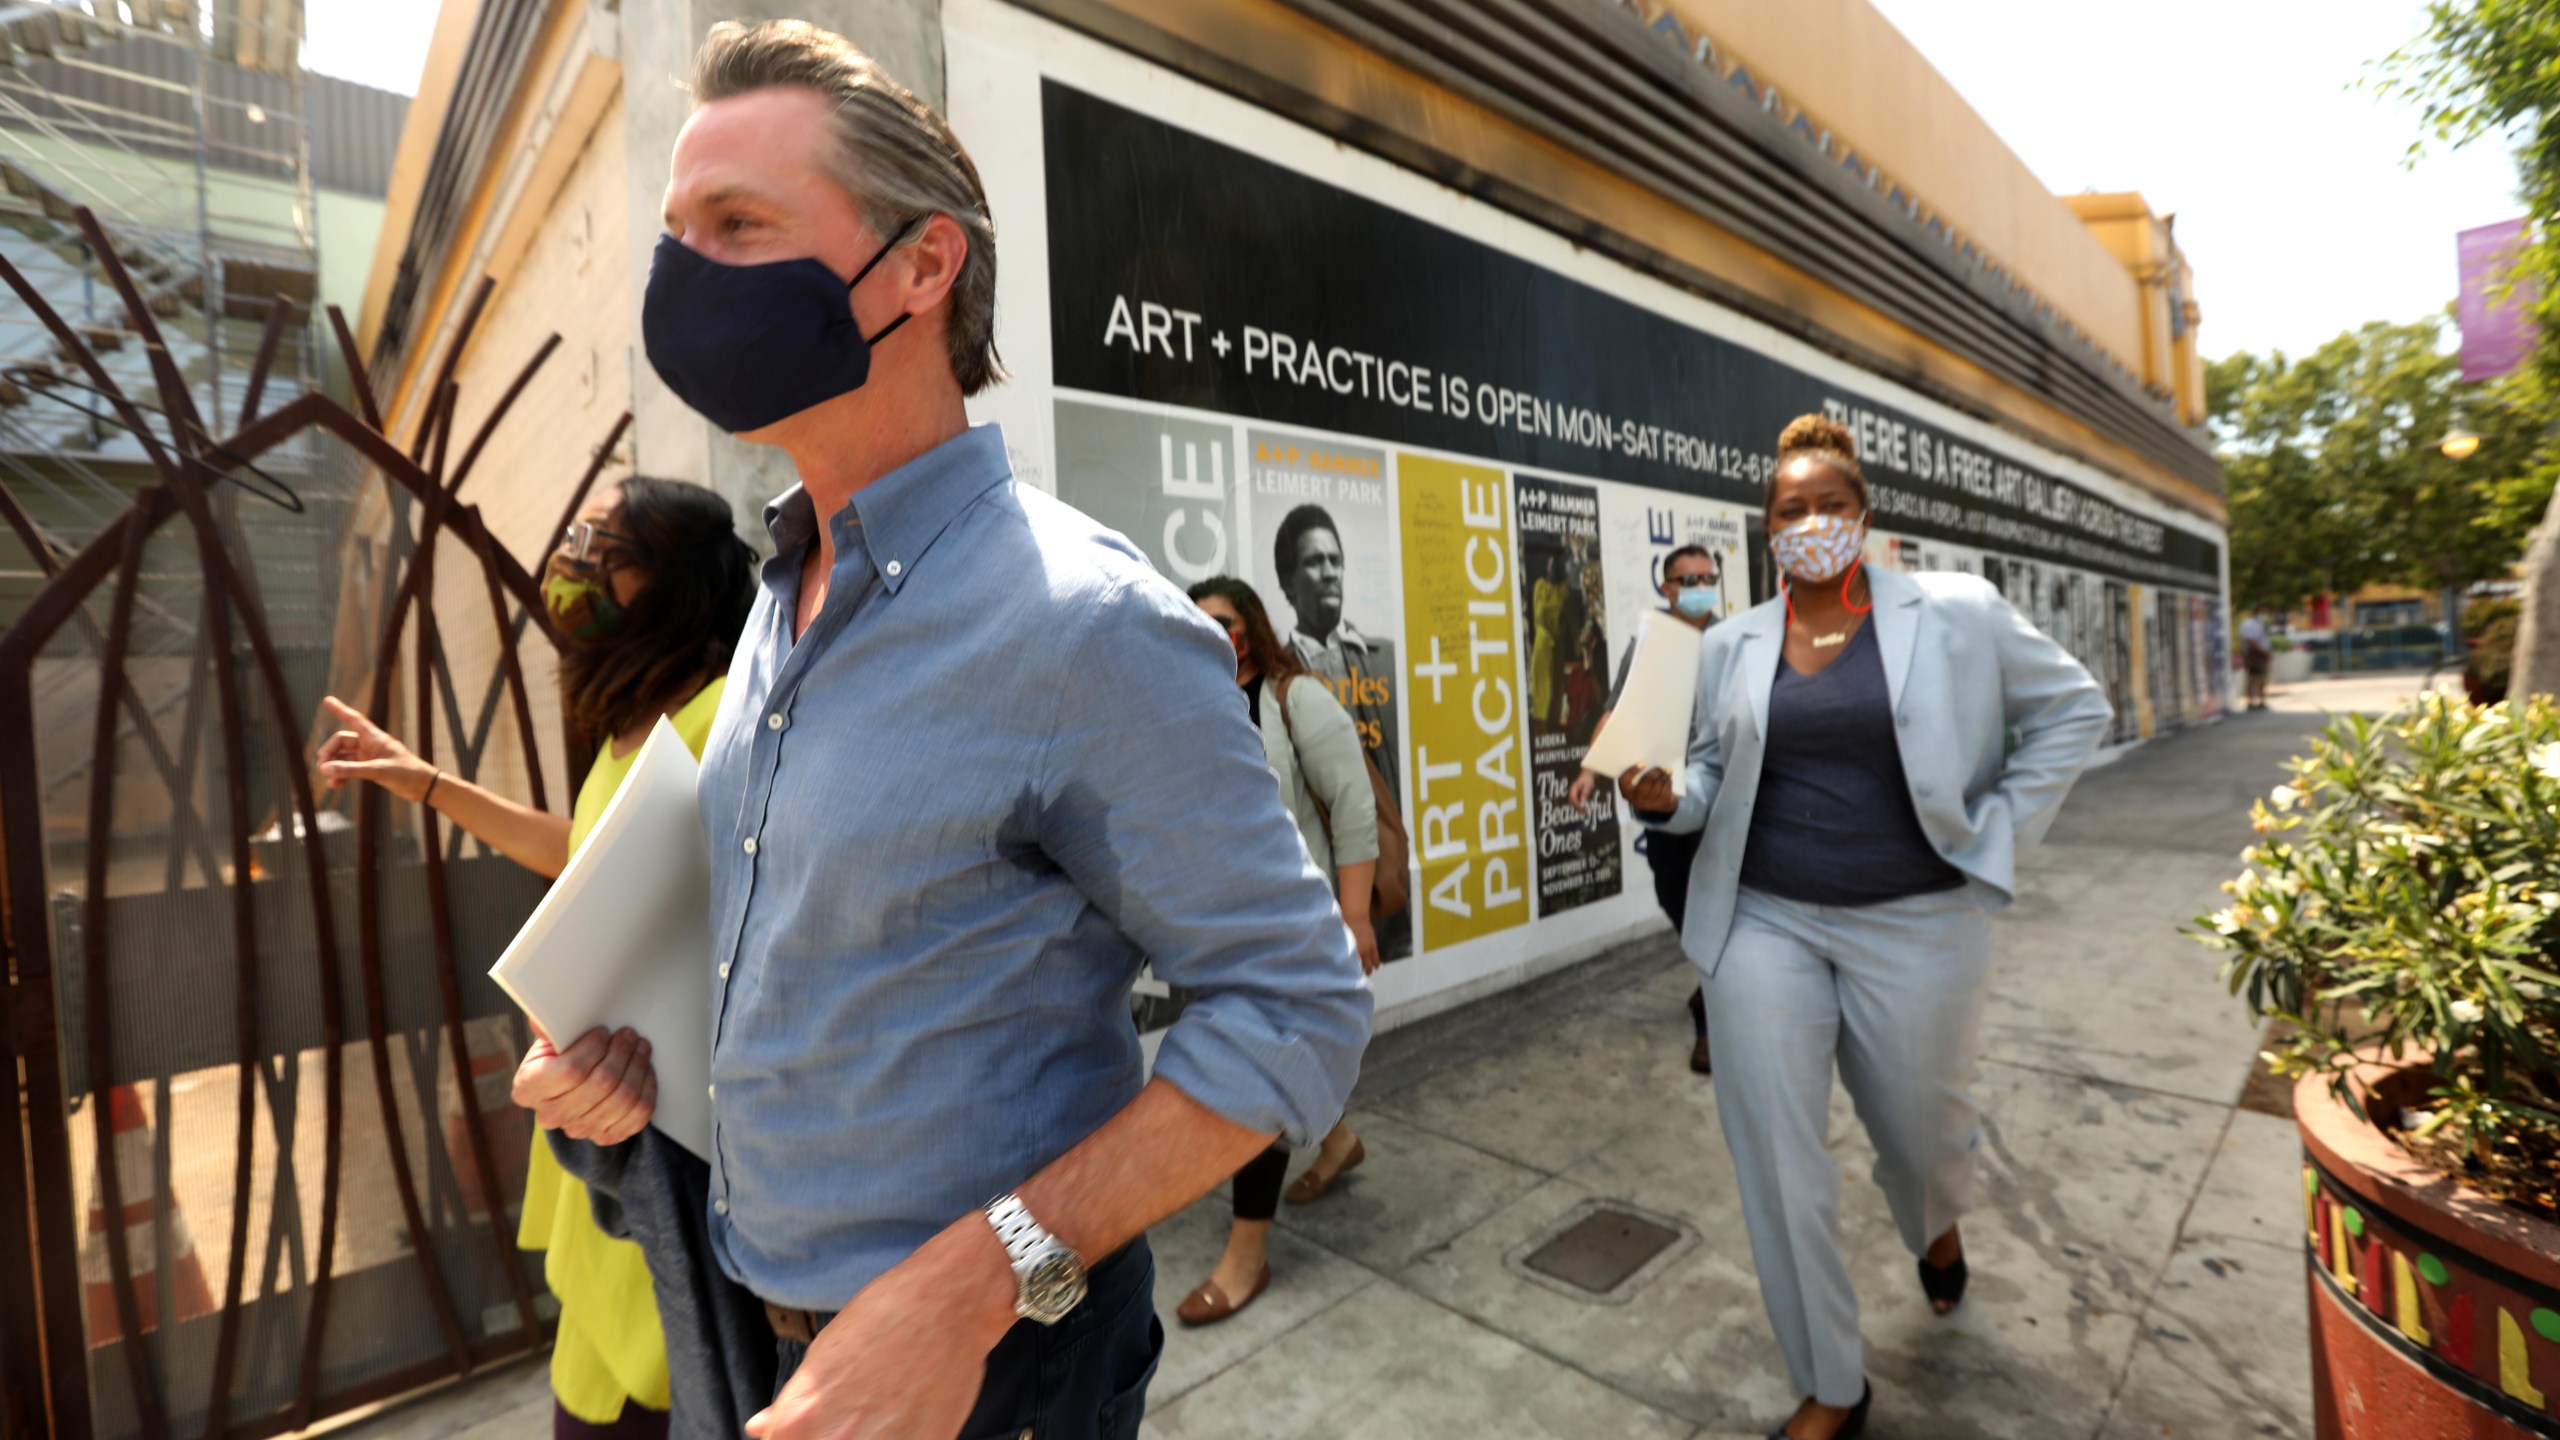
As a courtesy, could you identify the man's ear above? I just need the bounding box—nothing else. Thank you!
[892,211,969,318]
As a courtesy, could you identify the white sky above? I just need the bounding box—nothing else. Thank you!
[300,0,442,103]
[1867,0,2520,362]
[300,0,2522,364]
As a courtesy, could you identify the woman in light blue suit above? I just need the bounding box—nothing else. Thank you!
[1621,414,2112,1440]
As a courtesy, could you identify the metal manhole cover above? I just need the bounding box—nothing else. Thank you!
[1521,1206,1682,1293]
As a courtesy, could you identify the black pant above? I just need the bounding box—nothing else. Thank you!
[1644,827,1707,1036]
[1645,826,1701,931]
[552,1401,666,1440]
[1231,1141,1291,1221]
[772,1240,1162,1440]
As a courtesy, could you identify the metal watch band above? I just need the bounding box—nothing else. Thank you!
[984,1192,1051,1266]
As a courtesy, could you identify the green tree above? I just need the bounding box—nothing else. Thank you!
[2209,317,2540,612]
[2378,2,2560,689]
[2379,1,2560,373]
[2211,351,2368,610]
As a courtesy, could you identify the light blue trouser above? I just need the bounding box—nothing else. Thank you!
[1701,883,1997,1407]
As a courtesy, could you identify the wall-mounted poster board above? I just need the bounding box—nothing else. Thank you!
[948,0,2230,1026]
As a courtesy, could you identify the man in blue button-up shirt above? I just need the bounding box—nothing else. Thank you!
[515,21,1371,1440]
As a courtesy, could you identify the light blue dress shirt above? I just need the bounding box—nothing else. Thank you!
[697,424,1372,1310]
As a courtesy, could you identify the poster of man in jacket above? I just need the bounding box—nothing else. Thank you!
[1250,429,1412,962]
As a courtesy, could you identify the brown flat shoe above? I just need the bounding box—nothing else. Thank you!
[1283,1135,1366,1205]
[1175,1265,1270,1325]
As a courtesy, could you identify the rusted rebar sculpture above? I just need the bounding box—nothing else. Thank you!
[0,206,630,1440]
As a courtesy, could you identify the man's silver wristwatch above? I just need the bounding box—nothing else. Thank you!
[984,1193,1087,1324]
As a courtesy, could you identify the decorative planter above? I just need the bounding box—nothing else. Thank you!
[2296,1060,2560,1438]
[2272,648,2316,685]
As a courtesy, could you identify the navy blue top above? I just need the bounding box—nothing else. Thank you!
[1738,620,1967,907]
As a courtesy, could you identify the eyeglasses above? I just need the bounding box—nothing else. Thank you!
[1665,573,1716,589]
[560,520,634,565]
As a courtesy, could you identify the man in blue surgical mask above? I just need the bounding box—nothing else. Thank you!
[511,21,1370,1440]
[1567,542,1723,1073]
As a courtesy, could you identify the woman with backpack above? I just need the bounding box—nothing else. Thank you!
[1177,576,1380,1325]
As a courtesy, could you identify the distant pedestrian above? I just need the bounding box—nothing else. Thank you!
[2240,607,2273,710]
[1621,414,2110,1440]
[1564,621,1609,742]
[1176,576,1380,1325]
[1569,542,1724,1074]
[316,477,760,1440]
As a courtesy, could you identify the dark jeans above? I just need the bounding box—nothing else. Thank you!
[772,1239,1162,1440]
[1230,1141,1291,1221]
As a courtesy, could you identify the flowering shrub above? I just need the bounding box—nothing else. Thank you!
[2197,694,2560,1206]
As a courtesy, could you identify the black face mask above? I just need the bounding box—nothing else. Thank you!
[641,220,918,434]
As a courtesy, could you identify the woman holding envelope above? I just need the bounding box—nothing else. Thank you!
[315,477,755,1440]
[1619,415,2110,1440]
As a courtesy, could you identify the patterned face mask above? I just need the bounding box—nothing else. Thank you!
[1769,513,1866,584]
[543,552,627,641]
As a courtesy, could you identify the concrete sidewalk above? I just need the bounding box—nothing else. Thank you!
[338,674,2413,1440]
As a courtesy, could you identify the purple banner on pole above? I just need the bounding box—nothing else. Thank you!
[2457,219,2536,383]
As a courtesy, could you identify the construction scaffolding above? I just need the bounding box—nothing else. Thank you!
[0,1,399,897]
[0,1,324,623]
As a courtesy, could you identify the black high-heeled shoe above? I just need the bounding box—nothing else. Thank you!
[1767,1381,1871,1440]
[1920,1250,1970,1313]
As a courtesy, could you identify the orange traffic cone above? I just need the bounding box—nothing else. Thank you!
[445,1022,531,1220]
[79,1085,214,1346]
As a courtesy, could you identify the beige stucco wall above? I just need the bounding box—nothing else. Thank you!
[2068,192,2208,426]
[348,83,633,813]
[430,87,634,567]
[1662,0,2148,374]
[447,81,629,792]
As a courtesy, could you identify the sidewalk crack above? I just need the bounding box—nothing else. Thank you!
[2088,1100,2241,1439]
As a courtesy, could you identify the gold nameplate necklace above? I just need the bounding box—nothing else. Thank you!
[1783,565,1873,652]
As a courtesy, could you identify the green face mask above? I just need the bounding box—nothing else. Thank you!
[543,554,627,641]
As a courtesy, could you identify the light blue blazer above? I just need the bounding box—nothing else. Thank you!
[1647,565,2113,974]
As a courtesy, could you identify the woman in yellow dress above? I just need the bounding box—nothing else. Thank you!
[314,477,755,1440]
[1530,551,1568,724]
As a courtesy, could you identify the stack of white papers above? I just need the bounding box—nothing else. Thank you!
[489,719,715,1158]
[1581,611,1703,796]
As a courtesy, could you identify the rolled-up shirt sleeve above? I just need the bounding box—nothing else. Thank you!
[1038,577,1373,1147]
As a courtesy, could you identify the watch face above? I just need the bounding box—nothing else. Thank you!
[1020,1248,1087,1323]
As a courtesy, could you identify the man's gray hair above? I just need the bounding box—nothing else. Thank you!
[690,21,1003,395]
